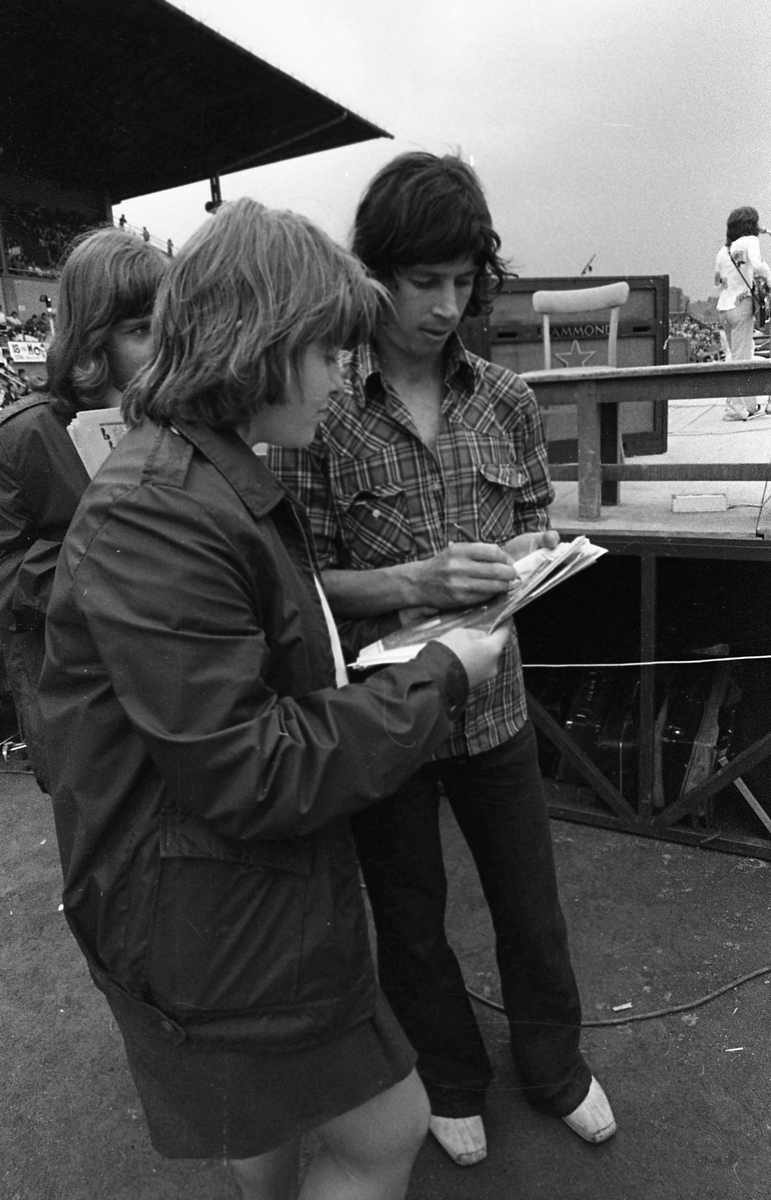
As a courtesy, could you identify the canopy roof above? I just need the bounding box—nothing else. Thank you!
[4,0,391,203]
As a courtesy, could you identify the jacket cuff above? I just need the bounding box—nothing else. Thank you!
[338,611,403,660]
[414,640,469,721]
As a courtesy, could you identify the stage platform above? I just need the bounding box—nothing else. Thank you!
[516,395,771,860]
[550,395,771,539]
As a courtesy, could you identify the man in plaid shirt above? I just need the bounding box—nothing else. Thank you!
[268,152,616,1166]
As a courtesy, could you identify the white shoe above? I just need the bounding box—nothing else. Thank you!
[562,1077,617,1144]
[723,408,750,421]
[429,1114,487,1165]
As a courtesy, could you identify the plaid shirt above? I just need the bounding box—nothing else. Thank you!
[268,336,554,758]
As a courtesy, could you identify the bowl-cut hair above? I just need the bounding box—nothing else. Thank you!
[123,198,385,430]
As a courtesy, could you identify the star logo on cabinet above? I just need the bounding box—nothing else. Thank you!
[553,340,596,369]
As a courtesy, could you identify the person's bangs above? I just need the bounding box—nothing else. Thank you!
[273,223,385,356]
[109,269,161,323]
[394,206,488,270]
[300,271,383,352]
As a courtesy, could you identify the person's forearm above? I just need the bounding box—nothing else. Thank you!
[322,564,422,617]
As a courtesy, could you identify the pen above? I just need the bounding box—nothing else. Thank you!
[451,522,513,555]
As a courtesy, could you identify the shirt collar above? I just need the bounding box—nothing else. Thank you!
[348,333,477,407]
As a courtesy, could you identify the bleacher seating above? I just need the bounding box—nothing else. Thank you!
[3,201,97,275]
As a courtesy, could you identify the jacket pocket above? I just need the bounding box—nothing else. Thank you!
[144,812,312,1014]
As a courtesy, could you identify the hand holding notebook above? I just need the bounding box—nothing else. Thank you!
[350,536,607,669]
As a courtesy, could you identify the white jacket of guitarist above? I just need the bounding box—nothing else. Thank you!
[715,233,771,316]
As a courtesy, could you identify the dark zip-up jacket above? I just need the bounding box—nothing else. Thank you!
[40,417,468,1051]
[0,393,89,632]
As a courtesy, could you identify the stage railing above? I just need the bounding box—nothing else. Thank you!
[521,361,771,521]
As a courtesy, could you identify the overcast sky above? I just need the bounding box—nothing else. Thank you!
[120,0,771,303]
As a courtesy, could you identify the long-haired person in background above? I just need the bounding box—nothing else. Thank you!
[39,198,509,1200]
[0,227,166,790]
[714,205,771,420]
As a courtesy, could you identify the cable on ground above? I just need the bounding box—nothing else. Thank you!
[467,964,771,1026]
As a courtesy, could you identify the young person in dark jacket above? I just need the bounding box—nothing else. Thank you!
[0,227,166,789]
[39,198,510,1200]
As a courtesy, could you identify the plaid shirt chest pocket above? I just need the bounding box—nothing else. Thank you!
[472,460,526,543]
[336,478,417,569]
[329,447,423,569]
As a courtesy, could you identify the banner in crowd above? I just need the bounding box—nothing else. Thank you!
[7,341,47,363]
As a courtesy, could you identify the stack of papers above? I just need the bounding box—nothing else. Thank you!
[351,536,607,668]
[67,406,126,477]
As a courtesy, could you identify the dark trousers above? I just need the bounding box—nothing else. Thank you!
[352,722,590,1118]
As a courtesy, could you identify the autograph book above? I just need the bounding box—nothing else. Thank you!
[351,536,607,669]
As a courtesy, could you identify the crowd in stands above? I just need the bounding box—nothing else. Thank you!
[0,361,33,407]
[2,201,98,275]
[0,308,49,407]
[669,312,722,362]
[2,202,173,276]
[0,309,49,339]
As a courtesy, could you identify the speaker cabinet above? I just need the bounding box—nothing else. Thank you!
[461,274,670,457]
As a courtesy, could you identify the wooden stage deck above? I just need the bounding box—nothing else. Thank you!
[549,396,771,540]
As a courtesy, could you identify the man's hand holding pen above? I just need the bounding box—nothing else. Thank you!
[398,524,560,625]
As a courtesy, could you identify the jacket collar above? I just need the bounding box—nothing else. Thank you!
[171,419,289,522]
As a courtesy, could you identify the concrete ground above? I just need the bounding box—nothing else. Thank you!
[4,763,771,1200]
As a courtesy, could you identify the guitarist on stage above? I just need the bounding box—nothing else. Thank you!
[714,205,771,420]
